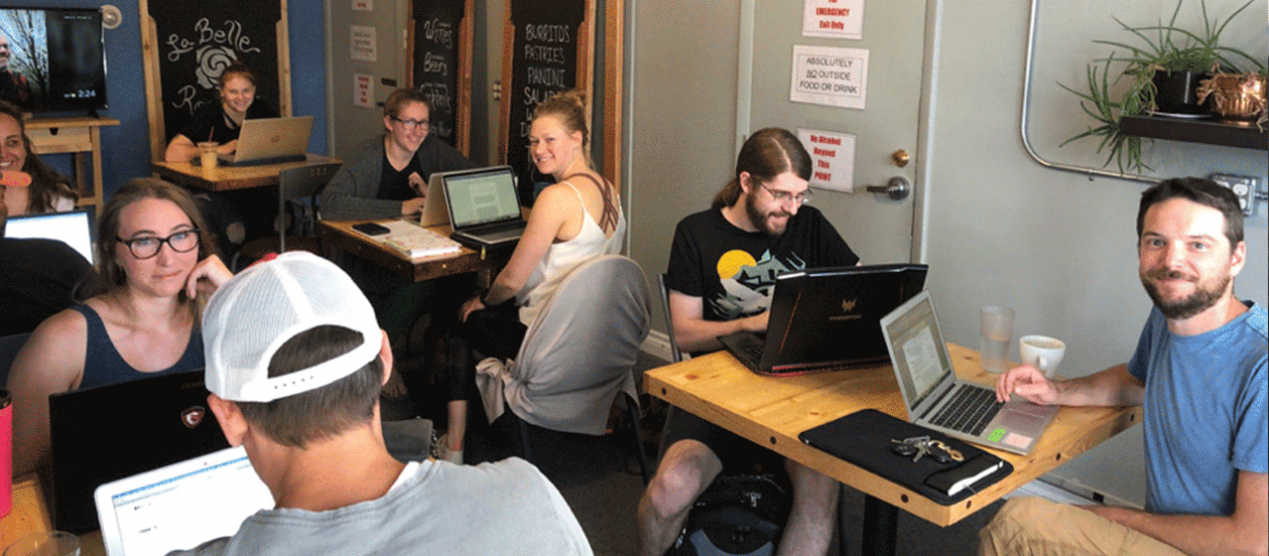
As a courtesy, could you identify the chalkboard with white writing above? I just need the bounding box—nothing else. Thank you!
[411,0,466,150]
[501,0,591,205]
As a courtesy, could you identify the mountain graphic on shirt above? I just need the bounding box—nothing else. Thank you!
[709,250,807,320]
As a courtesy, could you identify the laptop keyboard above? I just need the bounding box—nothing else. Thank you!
[929,385,1003,436]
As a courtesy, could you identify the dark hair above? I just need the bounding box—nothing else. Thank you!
[237,326,385,448]
[90,178,215,295]
[218,62,257,89]
[0,100,77,213]
[711,128,812,209]
[532,89,589,151]
[1137,177,1244,247]
[383,88,431,119]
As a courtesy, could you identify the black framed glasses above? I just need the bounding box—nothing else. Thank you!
[393,117,430,130]
[758,181,813,206]
[117,229,201,259]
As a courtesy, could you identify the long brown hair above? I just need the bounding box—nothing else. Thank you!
[0,100,78,213]
[87,178,216,302]
[711,128,812,209]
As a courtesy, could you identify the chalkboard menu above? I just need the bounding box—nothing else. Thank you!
[502,0,589,204]
[411,0,466,149]
[146,1,283,144]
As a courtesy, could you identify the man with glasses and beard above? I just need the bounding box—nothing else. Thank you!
[0,31,33,108]
[985,177,1267,556]
[638,128,859,556]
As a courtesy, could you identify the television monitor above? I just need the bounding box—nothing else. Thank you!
[0,7,107,114]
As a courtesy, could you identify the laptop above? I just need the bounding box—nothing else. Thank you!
[198,116,313,167]
[441,165,527,249]
[879,290,1059,455]
[717,263,928,376]
[49,371,231,533]
[419,168,457,227]
[95,446,273,556]
[3,209,95,264]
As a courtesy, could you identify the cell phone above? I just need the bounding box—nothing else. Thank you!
[352,222,391,236]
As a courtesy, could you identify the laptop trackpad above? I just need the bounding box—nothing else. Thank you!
[999,403,1057,435]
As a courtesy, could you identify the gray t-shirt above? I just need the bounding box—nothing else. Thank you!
[167,458,593,556]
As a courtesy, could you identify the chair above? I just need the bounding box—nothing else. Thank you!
[1,332,31,387]
[474,255,654,483]
[656,273,686,363]
[233,162,343,270]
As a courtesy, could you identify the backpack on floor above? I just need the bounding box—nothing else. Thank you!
[667,473,792,556]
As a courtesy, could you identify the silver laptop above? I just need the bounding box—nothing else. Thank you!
[441,165,526,249]
[94,447,273,556]
[419,169,455,227]
[880,290,1059,455]
[218,116,313,166]
[3,209,94,264]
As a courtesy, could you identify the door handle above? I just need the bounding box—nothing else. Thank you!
[865,177,911,200]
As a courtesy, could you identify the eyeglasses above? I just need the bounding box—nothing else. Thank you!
[393,117,430,131]
[117,229,201,259]
[758,181,813,206]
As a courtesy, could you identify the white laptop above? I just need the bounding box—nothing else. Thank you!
[880,290,1060,455]
[419,169,453,227]
[94,447,274,556]
[3,209,94,264]
[441,165,527,249]
[212,116,313,167]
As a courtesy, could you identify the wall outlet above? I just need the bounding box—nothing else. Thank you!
[1209,174,1258,216]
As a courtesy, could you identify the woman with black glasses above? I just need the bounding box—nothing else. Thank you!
[7,178,232,477]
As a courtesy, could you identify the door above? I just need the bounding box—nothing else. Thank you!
[741,0,928,263]
[326,0,409,159]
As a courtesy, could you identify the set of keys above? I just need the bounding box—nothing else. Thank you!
[889,435,964,464]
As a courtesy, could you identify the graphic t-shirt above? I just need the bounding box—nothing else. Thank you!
[665,206,859,322]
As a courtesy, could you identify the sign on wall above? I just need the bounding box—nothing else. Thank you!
[410,0,468,148]
[802,0,864,40]
[789,45,868,109]
[798,128,856,192]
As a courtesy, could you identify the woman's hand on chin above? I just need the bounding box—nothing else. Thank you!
[186,255,234,298]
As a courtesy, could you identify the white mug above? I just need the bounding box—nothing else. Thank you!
[1019,335,1066,378]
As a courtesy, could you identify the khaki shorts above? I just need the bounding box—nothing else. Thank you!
[978,496,1187,556]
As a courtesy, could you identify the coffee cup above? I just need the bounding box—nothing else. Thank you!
[197,142,219,170]
[1019,335,1066,378]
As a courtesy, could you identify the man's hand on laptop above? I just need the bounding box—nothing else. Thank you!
[741,311,769,334]
[409,172,426,196]
[995,365,1059,405]
[217,140,238,155]
[402,197,427,215]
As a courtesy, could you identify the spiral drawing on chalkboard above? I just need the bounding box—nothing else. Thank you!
[194,45,237,89]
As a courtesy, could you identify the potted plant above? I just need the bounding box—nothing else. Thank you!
[1060,0,1266,172]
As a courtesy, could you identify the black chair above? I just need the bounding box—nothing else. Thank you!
[233,162,342,270]
[656,273,686,363]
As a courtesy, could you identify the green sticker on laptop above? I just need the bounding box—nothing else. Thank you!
[988,428,1007,442]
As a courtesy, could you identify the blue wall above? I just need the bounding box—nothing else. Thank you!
[28,1,327,200]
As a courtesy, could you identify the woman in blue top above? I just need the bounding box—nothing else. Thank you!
[8,178,233,477]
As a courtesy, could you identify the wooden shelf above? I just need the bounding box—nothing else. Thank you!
[1120,115,1267,151]
[25,116,121,216]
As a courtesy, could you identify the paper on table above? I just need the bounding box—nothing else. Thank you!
[378,220,462,260]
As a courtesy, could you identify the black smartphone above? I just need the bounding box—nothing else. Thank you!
[352,222,391,236]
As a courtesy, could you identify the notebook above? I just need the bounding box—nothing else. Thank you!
[48,371,231,533]
[208,116,313,167]
[3,209,95,264]
[95,446,273,556]
[379,219,462,259]
[879,290,1059,455]
[717,263,928,376]
[441,165,527,249]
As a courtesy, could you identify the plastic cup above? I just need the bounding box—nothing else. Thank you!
[3,531,80,556]
[1020,335,1066,378]
[197,142,219,170]
[979,306,1015,373]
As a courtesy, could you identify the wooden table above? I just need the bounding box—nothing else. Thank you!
[644,344,1142,555]
[151,154,341,192]
[26,116,121,216]
[317,219,512,282]
[1,475,104,556]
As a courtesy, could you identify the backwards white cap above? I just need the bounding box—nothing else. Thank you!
[203,252,381,402]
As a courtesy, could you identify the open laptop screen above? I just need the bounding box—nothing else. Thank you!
[882,292,954,408]
[444,168,521,227]
[3,209,94,264]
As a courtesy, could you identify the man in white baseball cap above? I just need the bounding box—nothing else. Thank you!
[172,252,592,556]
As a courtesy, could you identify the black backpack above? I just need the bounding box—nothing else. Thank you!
[667,473,792,556]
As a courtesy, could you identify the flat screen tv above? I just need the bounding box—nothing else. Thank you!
[0,7,107,114]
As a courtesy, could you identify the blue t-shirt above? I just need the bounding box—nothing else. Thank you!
[1127,301,1268,516]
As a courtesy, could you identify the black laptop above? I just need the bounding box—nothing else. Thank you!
[717,263,928,376]
[441,165,527,250]
[48,371,230,534]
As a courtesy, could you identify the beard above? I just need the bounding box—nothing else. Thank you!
[744,193,791,236]
[1140,268,1231,320]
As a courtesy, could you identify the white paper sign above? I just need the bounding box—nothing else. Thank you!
[798,128,857,192]
[353,73,374,108]
[802,0,864,40]
[350,25,377,62]
[352,0,373,11]
[790,45,868,110]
